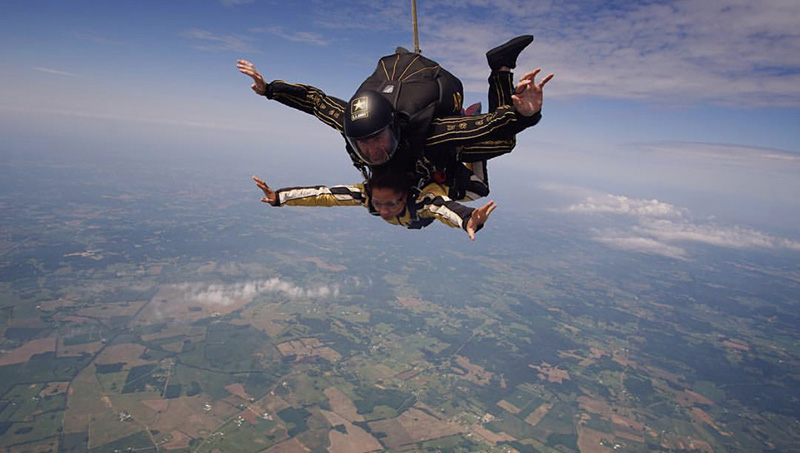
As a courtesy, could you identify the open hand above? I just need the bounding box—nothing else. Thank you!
[253,175,277,205]
[466,200,497,241]
[237,59,268,96]
[512,68,554,116]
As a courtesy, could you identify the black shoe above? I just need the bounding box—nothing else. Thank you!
[486,35,534,71]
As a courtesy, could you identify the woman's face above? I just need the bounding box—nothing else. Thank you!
[371,186,407,219]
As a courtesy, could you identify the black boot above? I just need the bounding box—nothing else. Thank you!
[486,35,534,71]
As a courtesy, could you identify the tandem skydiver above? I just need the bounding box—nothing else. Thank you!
[238,35,553,186]
[244,36,551,238]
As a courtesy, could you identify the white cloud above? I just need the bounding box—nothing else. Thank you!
[262,0,800,105]
[68,31,122,45]
[529,142,800,209]
[33,67,77,77]
[220,0,254,6]
[311,0,409,32]
[593,231,689,260]
[414,0,800,107]
[176,278,340,307]
[634,142,800,169]
[250,26,329,46]
[546,184,800,258]
[567,194,685,218]
[182,29,256,52]
[0,105,259,132]
[537,183,594,198]
[637,220,800,251]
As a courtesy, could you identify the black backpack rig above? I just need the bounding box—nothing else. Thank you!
[349,47,472,198]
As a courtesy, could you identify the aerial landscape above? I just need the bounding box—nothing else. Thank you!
[1,159,798,452]
[3,0,800,452]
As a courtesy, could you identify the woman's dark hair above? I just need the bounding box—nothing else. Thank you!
[367,171,414,194]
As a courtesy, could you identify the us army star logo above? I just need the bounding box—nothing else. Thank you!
[351,96,369,121]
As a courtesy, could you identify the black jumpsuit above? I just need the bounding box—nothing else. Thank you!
[263,70,541,168]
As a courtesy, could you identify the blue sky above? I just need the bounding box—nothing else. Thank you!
[2,0,800,258]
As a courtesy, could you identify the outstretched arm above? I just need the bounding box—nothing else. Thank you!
[238,60,268,96]
[425,69,553,149]
[465,200,497,241]
[238,59,347,132]
[416,184,494,240]
[254,176,366,208]
[512,68,554,117]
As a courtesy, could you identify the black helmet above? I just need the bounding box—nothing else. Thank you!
[344,90,399,166]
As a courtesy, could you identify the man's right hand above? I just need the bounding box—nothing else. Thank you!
[466,200,497,241]
[253,175,277,205]
[238,60,267,96]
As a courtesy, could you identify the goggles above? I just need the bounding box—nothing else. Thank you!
[372,195,405,210]
[347,126,399,166]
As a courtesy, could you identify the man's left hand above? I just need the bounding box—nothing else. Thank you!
[512,68,554,116]
[238,60,268,96]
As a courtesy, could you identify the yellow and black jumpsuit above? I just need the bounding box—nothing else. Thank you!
[271,182,480,232]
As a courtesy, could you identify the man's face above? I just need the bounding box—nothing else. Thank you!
[371,187,407,220]
[355,128,394,165]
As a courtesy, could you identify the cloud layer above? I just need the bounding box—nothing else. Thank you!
[33,67,77,77]
[176,278,340,307]
[567,194,685,218]
[249,26,329,46]
[551,185,800,259]
[635,220,800,252]
[182,29,256,52]
[309,0,800,107]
